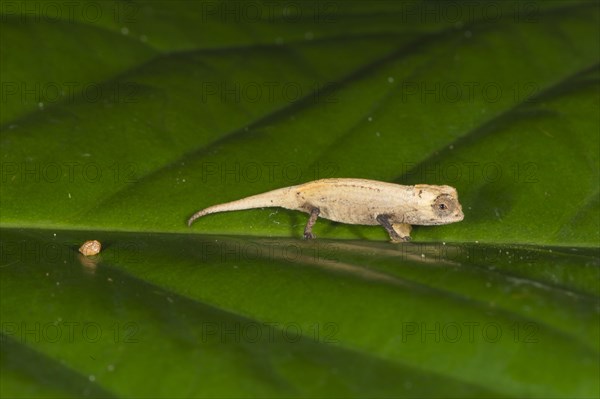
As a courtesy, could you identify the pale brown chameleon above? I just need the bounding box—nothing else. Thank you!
[188,178,464,242]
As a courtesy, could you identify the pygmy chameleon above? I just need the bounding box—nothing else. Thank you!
[187,178,464,242]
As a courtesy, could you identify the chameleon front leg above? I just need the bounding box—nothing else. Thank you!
[376,214,412,242]
[392,222,412,242]
[304,208,320,239]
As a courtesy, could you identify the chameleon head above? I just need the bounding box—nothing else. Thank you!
[404,185,464,226]
[430,192,464,224]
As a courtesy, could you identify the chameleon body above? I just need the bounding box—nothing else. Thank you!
[187,178,464,242]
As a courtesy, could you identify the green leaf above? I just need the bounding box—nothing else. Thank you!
[1,1,599,398]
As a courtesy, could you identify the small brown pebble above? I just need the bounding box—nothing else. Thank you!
[79,240,101,256]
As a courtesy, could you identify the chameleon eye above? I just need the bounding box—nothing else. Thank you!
[433,194,455,216]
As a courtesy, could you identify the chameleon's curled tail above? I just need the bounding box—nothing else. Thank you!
[187,186,295,226]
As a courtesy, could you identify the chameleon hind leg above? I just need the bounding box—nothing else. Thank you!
[303,208,320,239]
[376,214,412,242]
